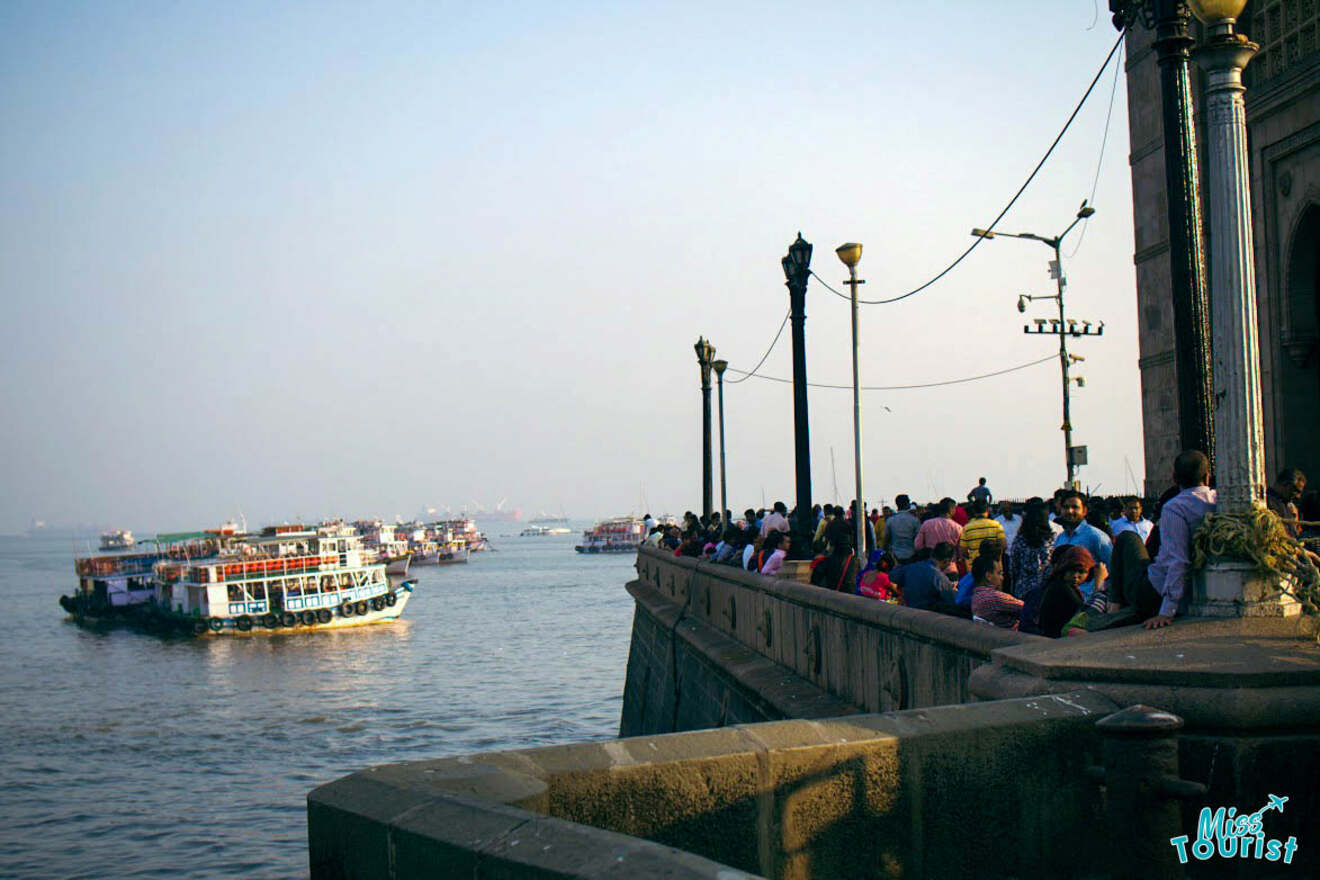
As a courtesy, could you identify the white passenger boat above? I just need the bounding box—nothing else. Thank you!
[575,517,645,553]
[62,524,417,635]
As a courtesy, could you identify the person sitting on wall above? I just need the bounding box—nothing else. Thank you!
[1019,545,1107,638]
[955,538,1006,609]
[889,546,930,595]
[970,552,1022,629]
[712,527,742,565]
[1107,450,1217,627]
[857,554,897,601]
[899,541,960,614]
[810,519,856,592]
[756,530,789,577]
[676,528,704,558]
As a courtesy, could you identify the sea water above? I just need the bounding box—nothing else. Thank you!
[0,530,635,879]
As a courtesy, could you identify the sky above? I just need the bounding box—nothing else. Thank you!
[0,1,1149,534]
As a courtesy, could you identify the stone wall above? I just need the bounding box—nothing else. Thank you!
[309,692,1115,880]
[621,547,1038,737]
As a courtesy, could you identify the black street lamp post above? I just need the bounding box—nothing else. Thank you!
[694,337,716,523]
[782,233,814,560]
[1111,0,1215,469]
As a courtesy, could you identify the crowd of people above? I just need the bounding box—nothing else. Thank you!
[645,452,1315,638]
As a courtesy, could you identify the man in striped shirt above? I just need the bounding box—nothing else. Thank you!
[960,500,1005,568]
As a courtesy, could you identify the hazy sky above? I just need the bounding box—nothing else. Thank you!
[1,1,1148,534]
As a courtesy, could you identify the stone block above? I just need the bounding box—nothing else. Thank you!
[1191,560,1302,618]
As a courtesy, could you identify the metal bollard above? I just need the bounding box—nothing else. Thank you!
[1091,705,1208,880]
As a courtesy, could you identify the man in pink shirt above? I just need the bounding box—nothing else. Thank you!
[915,498,963,574]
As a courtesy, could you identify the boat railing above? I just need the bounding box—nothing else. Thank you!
[172,553,345,584]
[76,555,161,577]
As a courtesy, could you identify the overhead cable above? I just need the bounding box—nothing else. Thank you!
[1065,37,1125,258]
[724,353,1057,391]
[814,29,1126,306]
[723,311,790,384]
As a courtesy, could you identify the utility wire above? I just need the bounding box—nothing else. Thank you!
[1065,37,1125,259]
[721,31,1124,383]
[724,353,1056,391]
[814,29,1126,307]
[723,311,790,384]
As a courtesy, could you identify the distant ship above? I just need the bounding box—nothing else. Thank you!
[99,530,135,551]
[529,512,570,525]
[521,525,572,537]
[574,517,645,554]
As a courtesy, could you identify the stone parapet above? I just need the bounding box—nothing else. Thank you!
[309,692,1116,880]
[624,547,1035,738]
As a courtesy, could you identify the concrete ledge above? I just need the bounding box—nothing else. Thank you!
[310,692,1117,879]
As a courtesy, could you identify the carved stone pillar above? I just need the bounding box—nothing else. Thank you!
[1196,27,1266,514]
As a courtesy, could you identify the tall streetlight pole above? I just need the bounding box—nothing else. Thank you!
[974,202,1104,488]
[836,242,866,557]
[694,337,716,523]
[712,358,729,526]
[1189,0,1266,513]
[1110,0,1216,467]
[782,233,814,559]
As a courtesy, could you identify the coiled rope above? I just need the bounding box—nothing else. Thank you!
[1191,508,1320,622]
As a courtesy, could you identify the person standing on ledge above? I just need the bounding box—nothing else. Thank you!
[968,477,992,506]
[1106,450,1217,629]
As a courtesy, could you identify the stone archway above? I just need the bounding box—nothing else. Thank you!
[1277,203,1320,481]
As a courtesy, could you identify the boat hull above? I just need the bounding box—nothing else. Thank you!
[59,583,416,636]
[574,544,640,554]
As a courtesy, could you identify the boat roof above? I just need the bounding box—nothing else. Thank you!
[152,531,221,543]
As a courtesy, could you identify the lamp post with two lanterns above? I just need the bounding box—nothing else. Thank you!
[973,202,1105,488]
[781,234,815,559]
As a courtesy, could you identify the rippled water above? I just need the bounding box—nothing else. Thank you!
[0,532,636,879]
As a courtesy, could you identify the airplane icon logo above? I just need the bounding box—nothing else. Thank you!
[1267,794,1288,814]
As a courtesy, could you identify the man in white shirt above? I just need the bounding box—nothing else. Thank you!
[1109,497,1153,543]
[993,501,1022,547]
[759,501,790,539]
